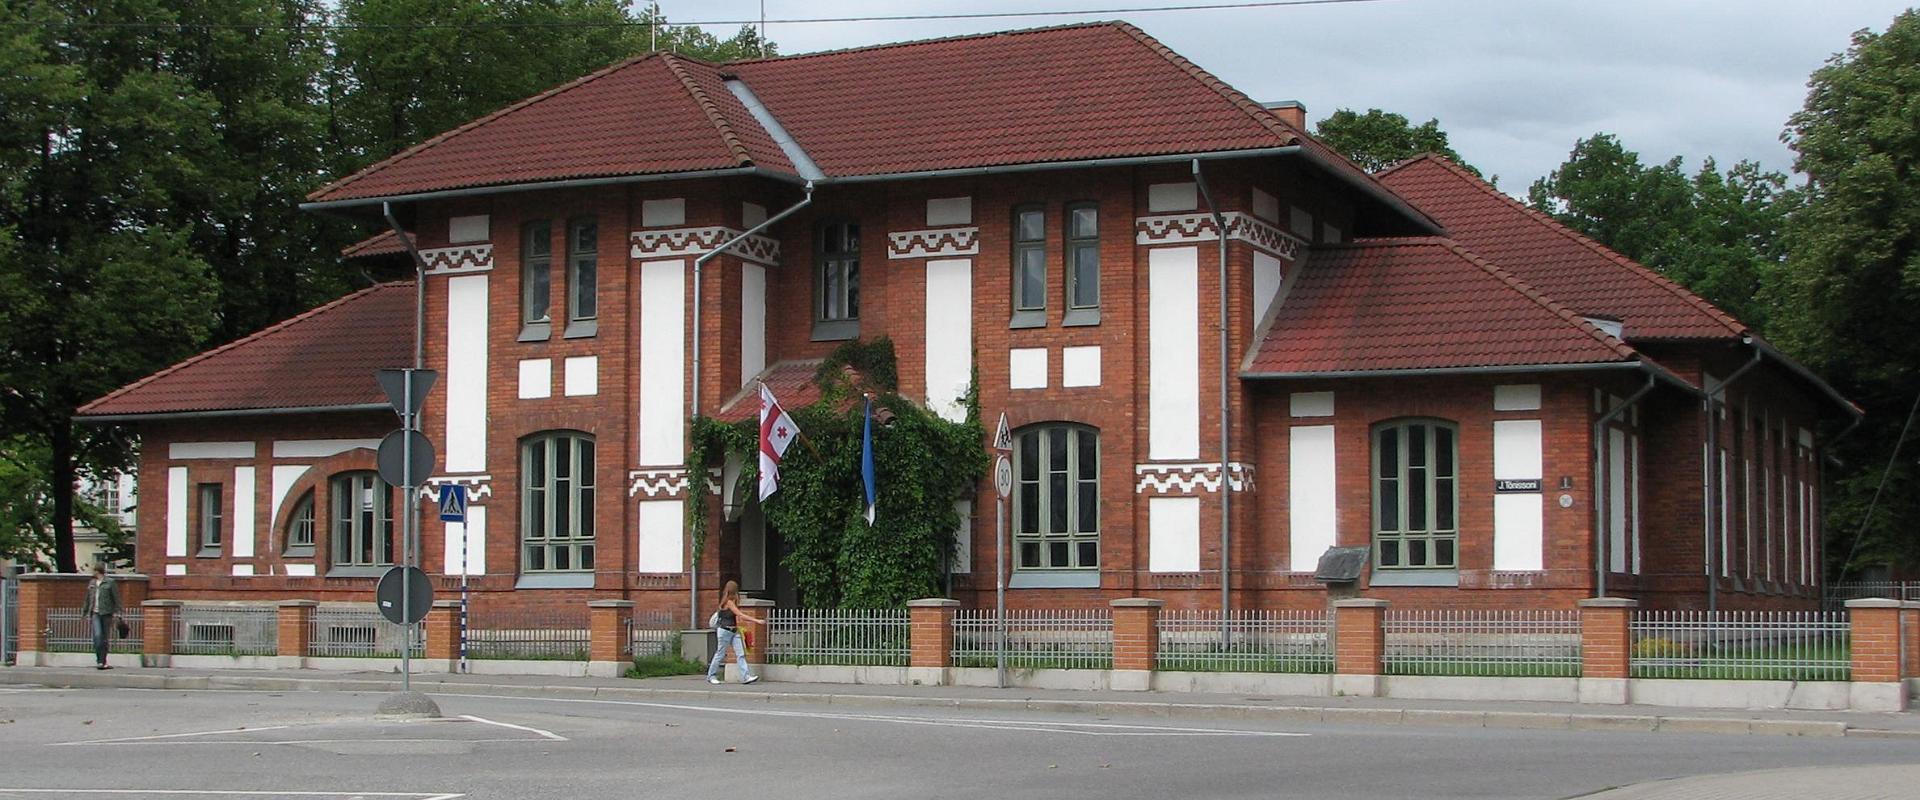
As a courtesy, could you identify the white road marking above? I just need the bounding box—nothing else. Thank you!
[457,714,566,741]
[51,726,293,745]
[53,738,536,747]
[431,692,1308,738]
[0,791,462,799]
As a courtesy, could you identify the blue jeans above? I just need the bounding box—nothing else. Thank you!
[91,614,112,665]
[706,627,754,682]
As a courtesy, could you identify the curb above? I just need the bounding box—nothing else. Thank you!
[0,669,1861,738]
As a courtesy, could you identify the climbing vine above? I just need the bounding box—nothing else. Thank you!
[685,338,985,607]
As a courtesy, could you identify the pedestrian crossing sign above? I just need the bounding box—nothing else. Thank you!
[437,484,468,523]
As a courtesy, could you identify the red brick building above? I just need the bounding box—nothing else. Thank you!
[77,22,1855,619]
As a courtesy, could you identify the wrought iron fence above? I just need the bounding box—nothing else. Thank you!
[466,606,590,661]
[1824,581,1920,610]
[763,608,910,667]
[172,605,279,656]
[44,607,144,654]
[1630,610,1850,681]
[626,609,680,658]
[952,609,1113,670]
[1384,609,1582,677]
[309,607,422,658]
[1156,609,1332,673]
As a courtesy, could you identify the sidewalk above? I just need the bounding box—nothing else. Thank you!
[3,664,1915,738]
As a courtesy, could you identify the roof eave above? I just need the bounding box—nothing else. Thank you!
[1242,360,1653,382]
[1748,337,1864,419]
[300,165,801,212]
[1295,148,1445,236]
[75,403,391,424]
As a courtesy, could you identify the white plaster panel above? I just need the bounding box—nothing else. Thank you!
[271,439,380,459]
[517,358,551,400]
[564,355,599,397]
[1632,435,1643,574]
[637,499,684,573]
[925,259,972,420]
[168,441,255,460]
[1289,391,1334,418]
[1288,425,1336,571]
[166,467,188,557]
[1062,346,1101,388]
[1009,347,1048,390]
[1610,428,1628,573]
[741,202,767,228]
[165,564,187,576]
[1251,187,1280,223]
[642,198,686,227]
[231,564,255,577]
[1149,496,1202,572]
[442,505,487,576]
[639,260,687,464]
[232,466,256,559]
[742,264,767,386]
[926,196,972,226]
[270,465,309,526]
[1253,250,1283,330]
[1493,420,1544,480]
[1494,384,1543,411]
[1492,420,1544,571]
[952,499,972,574]
[1148,247,1200,460]
[284,564,316,577]
[448,214,490,244]
[1148,182,1198,212]
[1290,206,1314,239]
[446,274,489,471]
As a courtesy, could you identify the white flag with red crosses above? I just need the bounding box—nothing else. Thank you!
[759,383,800,501]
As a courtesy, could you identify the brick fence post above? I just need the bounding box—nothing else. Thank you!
[907,598,958,686]
[737,598,775,680]
[277,600,316,669]
[1576,597,1636,705]
[1848,598,1907,711]
[423,600,461,672]
[142,600,181,668]
[1903,601,1919,681]
[1332,598,1387,697]
[588,600,636,678]
[16,574,89,665]
[1110,598,1163,692]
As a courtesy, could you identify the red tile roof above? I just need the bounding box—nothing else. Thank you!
[1244,238,1640,376]
[717,360,828,423]
[1376,154,1746,341]
[77,283,415,418]
[340,230,410,259]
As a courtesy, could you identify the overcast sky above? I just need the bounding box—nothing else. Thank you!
[651,0,1913,192]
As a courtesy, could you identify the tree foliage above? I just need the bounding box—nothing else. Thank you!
[1315,108,1481,176]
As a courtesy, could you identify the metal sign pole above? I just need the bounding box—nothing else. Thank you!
[996,494,1007,690]
[459,515,469,674]
[400,378,414,691]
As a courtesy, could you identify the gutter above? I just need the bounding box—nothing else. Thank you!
[75,403,392,423]
[300,167,795,212]
[1243,360,1693,388]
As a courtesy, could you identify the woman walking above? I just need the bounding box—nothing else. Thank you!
[706,580,762,685]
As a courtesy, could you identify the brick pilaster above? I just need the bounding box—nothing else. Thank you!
[907,598,959,669]
[424,600,461,663]
[589,600,636,663]
[1902,602,1919,681]
[1110,598,1163,671]
[277,600,316,659]
[1332,599,1387,676]
[142,600,181,666]
[1849,598,1903,683]
[738,598,774,667]
[1577,597,1637,679]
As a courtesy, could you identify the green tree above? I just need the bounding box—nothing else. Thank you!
[1315,108,1481,176]
[1770,11,1920,572]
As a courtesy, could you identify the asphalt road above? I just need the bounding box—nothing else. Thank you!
[0,686,1912,799]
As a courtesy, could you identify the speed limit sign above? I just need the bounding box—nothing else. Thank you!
[993,455,1013,498]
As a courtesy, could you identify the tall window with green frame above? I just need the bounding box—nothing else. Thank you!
[1012,205,1045,316]
[522,432,596,573]
[566,217,597,333]
[1065,202,1099,315]
[521,220,552,334]
[1372,419,1458,569]
[1013,424,1099,571]
[330,471,392,567]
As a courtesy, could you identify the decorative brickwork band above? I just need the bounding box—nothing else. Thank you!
[419,244,494,275]
[1576,597,1637,680]
[626,467,722,498]
[629,227,780,266]
[1134,462,1254,494]
[907,598,960,669]
[886,227,980,259]
[1134,212,1304,260]
[417,474,493,502]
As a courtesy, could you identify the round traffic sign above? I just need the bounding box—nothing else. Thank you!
[377,429,435,488]
[376,565,433,624]
[993,456,1013,499]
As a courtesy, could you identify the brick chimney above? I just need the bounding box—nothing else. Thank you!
[1265,100,1307,130]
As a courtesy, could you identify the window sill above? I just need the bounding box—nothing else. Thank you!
[1369,569,1459,587]
[324,566,389,579]
[283,547,315,559]
[1062,308,1101,327]
[811,319,859,342]
[563,319,597,339]
[1008,571,1100,589]
[1009,310,1046,329]
[516,573,595,589]
[518,322,551,343]
[195,548,222,559]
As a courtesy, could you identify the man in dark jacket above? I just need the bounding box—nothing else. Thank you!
[81,564,119,670]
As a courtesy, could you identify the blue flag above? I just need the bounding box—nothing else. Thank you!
[861,396,877,526]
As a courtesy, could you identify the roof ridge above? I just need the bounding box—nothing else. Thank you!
[661,55,754,168]
[1405,154,1747,339]
[1431,238,1640,361]
[77,282,413,416]
[724,20,1119,66]
[308,52,666,202]
[1372,152,1439,179]
[340,229,409,259]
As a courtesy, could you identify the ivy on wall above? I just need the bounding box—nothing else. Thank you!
[687,338,985,608]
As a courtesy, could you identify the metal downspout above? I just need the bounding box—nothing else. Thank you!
[1192,160,1231,638]
[1704,345,1764,610]
[1595,374,1658,598]
[686,182,814,627]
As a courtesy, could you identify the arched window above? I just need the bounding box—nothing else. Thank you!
[1373,419,1459,570]
[330,472,393,567]
[284,490,315,556]
[522,432,596,573]
[1013,423,1099,571]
